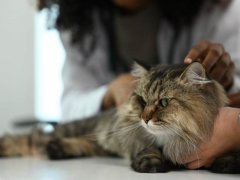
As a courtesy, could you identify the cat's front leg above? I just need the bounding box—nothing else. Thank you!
[131,148,176,173]
[47,137,107,160]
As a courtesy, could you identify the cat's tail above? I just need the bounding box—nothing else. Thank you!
[0,109,117,158]
[0,129,52,157]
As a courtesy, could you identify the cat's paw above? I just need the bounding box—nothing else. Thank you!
[210,154,240,174]
[131,149,174,173]
[46,138,76,160]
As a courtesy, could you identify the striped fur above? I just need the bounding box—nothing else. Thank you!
[1,62,239,173]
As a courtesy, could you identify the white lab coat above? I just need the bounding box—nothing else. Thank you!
[60,0,240,121]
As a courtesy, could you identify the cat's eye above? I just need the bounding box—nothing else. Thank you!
[160,98,170,107]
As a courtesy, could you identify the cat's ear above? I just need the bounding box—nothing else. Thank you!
[131,61,150,78]
[180,62,211,84]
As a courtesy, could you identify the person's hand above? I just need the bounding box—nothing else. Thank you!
[184,40,235,90]
[228,93,240,108]
[183,107,240,169]
[102,73,136,110]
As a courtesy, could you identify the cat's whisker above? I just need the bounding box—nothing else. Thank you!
[123,114,139,118]
[78,124,143,140]
[163,126,198,162]
[75,123,142,142]
[121,126,143,151]
[171,126,197,148]
[103,123,141,139]
[144,133,156,148]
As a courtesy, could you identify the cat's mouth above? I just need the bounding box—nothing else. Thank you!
[140,119,167,135]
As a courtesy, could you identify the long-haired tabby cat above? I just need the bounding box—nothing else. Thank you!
[0,62,239,173]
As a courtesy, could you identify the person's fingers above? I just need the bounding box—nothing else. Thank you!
[182,153,199,164]
[209,52,230,82]
[219,61,235,89]
[186,159,203,169]
[186,159,213,169]
[184,58,193,64]
[210,67,227,83]
[201,43,224,72]
[184,40,210,63]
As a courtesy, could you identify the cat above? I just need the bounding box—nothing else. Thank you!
[0,62,239,173]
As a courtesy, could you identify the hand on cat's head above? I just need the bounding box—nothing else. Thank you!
[184,40,235,91]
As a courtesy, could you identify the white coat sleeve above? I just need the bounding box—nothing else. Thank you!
[213,0,240,93]
[59,30,111,121]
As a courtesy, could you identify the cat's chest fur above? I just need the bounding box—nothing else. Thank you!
[140,120,173,146]
[154,133,172,147]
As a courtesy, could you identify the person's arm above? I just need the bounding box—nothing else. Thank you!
[228,92,240,108]
[185,0,240,106]
[102,74,136,110]
[60,30,136,121]
[183,107,240,169]
[59,30,112,121]
[214,0,240,106]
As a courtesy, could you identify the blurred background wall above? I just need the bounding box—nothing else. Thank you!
[0,0,64,134]
[0,0,35,131]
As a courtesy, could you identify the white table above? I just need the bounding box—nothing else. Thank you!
[0,157,238,180]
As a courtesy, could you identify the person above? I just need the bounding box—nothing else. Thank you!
[183,107,240,169]
[37,0,240,120]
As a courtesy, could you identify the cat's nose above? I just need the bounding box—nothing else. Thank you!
[141,114,151,124]
[142,105,156,124]
[143,118,150,124]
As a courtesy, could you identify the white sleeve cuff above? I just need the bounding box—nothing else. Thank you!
[61,85,108,122]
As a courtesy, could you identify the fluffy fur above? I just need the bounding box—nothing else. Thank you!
[1,62,239,173]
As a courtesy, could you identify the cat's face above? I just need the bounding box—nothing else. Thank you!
[128,62,228,143]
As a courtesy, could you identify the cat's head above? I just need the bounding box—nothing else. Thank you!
[124,62,228,154]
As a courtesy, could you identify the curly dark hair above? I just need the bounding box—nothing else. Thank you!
[37,0,223,45]
[38,0,114,44]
